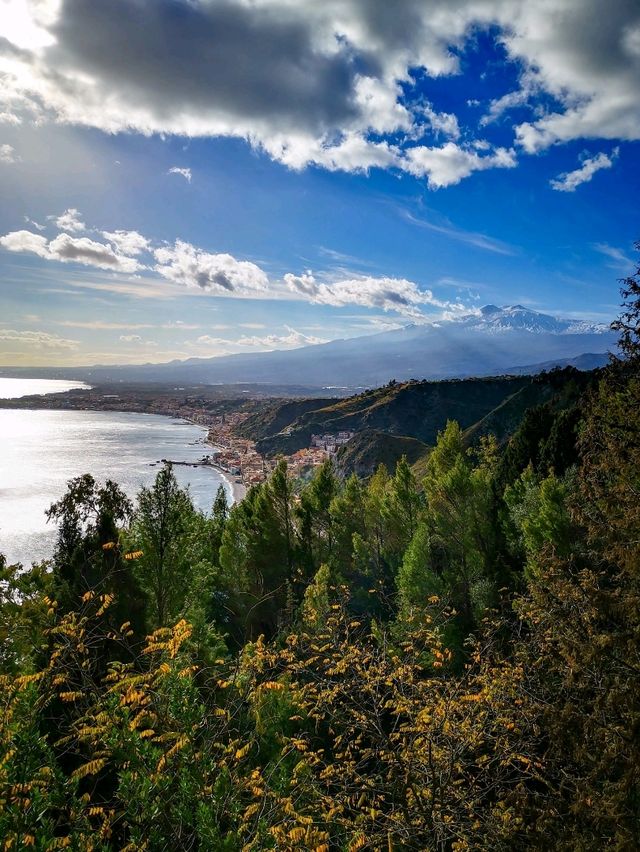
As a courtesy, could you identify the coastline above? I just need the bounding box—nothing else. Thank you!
[0,385,252,506]
[209,458,247,504]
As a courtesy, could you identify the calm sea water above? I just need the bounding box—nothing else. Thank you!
[0,381,231,566]
[0,377,89,398]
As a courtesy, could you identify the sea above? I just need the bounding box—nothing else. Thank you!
[0,378,231,566]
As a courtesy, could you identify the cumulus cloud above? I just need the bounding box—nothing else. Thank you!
[0,329,78,350]
[0,229,141,272]
[0,0,634,186]
[168,166,192,183]
[403,142,517,189]
[0,143,19,163]
[550,149,619,192]
[101,229,150,255]
[52,208,85,232]
[0,229,50,257]
[154,240,269,294]
[119,334,143,342]
[285,271,448,317]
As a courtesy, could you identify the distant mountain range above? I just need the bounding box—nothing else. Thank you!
[3,305,616,388]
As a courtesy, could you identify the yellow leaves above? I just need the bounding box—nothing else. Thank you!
[101,541,116,551]
[123,550,143,560]
[87,806,105,817]
[82,590,95,602]
[168,619,192,658]
[96,594,114,617]
[59,691,83,703]
[243,803,260,820]
[165,735,189,760]
[349,835,367,851]
[71,758,108,781]
[235,743,252,760]
[260,681,284,691]
[288,827,306,842]
[120,689,147,707]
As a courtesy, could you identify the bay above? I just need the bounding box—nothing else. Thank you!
[0,405,231,566]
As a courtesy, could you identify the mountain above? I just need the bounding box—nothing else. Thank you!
[2,306,616,389]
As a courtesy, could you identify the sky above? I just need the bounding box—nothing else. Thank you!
[0,0,638,367]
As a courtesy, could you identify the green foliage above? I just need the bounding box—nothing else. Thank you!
[3,269,640,848]
[129,463,198,628]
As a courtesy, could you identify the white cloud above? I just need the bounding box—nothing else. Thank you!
[419,103,460,139]
[23,215,45,231]
[285,271,448,317]
[237,326,325,349]
[0,112,22,125]
[0,329,78,350]
[193,326,325,353]
[0,229,141,272]
[550,149,619,192]
[1,0,635,185]
[168,166,192,183]
[47,233,141,272]
[0,143,19,163]
[154,240,269,294]
[52,208,85,232]
[58,320,153,330]
[403,143,517,189]
[0,229,50,256]
[101,229,150,255]
[119,334,143,342]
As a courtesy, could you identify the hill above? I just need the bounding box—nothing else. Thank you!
[334,429,430,479]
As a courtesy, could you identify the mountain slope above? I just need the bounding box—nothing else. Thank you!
[250,374,539,456]
[334,429,430,479]
[7,305,615,389]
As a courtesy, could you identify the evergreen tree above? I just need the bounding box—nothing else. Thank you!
[130,463,198,628]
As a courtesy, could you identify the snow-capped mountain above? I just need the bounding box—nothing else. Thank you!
[15,305,617,389]
[454,304,609,335]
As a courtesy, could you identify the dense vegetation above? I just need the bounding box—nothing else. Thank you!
[240,370,594,458]
[1,264,640,849]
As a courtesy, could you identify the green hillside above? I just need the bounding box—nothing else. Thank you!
[334,429,430,479]
[250,375,534,456]
[243,371,598,459]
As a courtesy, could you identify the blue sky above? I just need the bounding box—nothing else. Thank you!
[0,0,638,366]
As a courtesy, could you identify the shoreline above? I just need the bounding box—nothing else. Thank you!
[213,463,247,504]
[0,389,252,506]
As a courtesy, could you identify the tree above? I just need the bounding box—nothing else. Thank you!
[46,474,146,640]
[130,463,197,628]
[297,460,338,572]
[421,423,497,635]
[382,455,422,572]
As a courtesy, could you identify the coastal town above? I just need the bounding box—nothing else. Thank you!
[205,409,354,495]
[0,382,356,500]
